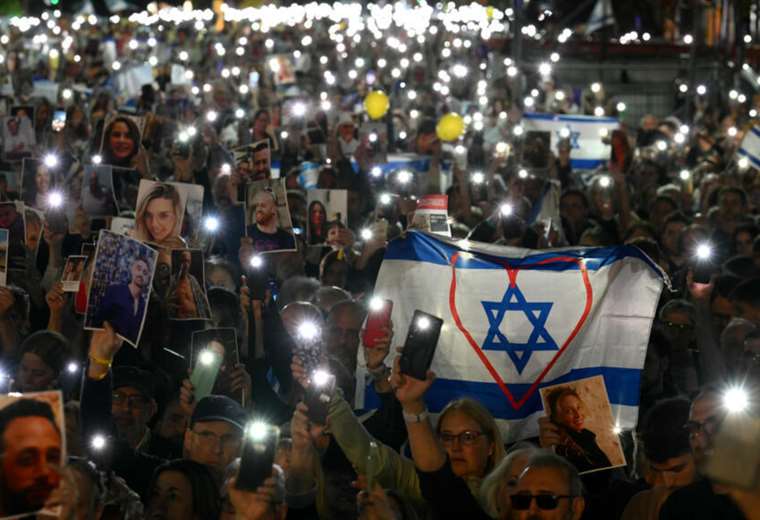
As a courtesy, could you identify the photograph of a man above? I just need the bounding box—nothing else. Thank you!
[245,179,296,253]
[84,230,158,347]
[167,249,210,320]
[0,392,64,519]
[0,202,27,272]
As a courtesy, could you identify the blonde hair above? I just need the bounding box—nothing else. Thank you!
[135,183,182,243]
[436,398,506,473]
[479,444,537,518]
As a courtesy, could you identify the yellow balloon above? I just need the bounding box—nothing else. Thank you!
[364,91,390,120]
[436,113,465,142]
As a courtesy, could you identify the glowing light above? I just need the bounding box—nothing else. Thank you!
[656,140,668,152]
[594,106,605,117]
[250,255,263,269]
[92,154,102,165]
[696,85,707,96]
[91,434,106,451]
[513,125,524,137]
[683,34,693,45]
[499,203,513,216]
[679,170,690,181]
[43,154,58,168]
[206,111,218,123]
[204,216,220,232]
[297,321,320,341]
[696,243,712,260]
[247,421,269,441]
[416,316,431,330]
[379,193,393,205]
[723,386,749,413]
[590,82,601,93]
[598,176,612,188]
[738,156,751,170]
[518,169,529,179]
[361,228,373,240]
[616,102,626,112]
[471,172,485,184]
[312,369,331,387]
[67,362,79,374]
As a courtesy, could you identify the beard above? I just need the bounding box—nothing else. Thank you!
[0,475,56,515]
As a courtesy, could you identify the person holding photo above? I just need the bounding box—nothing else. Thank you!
[168,250,210,320]
[93,256,151,345]
[539,387,612,474]
[307,199,327,245]
[246,188,295,252]
[134,183,185,249]
[102,116,140,168]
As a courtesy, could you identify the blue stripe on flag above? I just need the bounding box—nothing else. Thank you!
[738,148,760,169]
[363,366,640,420]
[751,127,760,140]
[571,158,606,169]
[384,231,662,275]
[523,112,619,124]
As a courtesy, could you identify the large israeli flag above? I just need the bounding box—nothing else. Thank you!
[738,126,760,169]
[522,112,619,170]
[360,231,663,442]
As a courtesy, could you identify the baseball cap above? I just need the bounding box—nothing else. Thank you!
[191,395,247,431]
[337,112,354,128]
[112,366,155,399]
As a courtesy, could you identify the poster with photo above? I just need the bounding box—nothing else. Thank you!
[270,54,296,86]
[23,206,43,256]
[539,375,627,475]
[190,328,242,403]
[99,114,145,168]
[1,106,36,161]
[0,171,21,200]
[359,121,389,166]
[176,182,204,247]
[80,165,117,217]
[112,167,141,213]
[305,189,348,246]
[0,229,8,287]
[411,194,451,237]
[84,230,158,347]
[110,217,135,236]
[233,139,271,197]
[167,248,210,320]
[134,180,188,248]
[61,255,87,292]
[81,242,96,266]
[21,158,60,211]
[0,390,65,520]
[245,178,296,253]
[0,202,27,272]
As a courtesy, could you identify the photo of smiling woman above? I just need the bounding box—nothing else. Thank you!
[100,116,141,168]
[21,159,55,210]
[133,181,187,249]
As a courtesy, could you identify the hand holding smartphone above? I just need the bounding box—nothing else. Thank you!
[236,421,280,491]
[304,369,335,425]
[363,298,393,348]
[399,310,443,380]
[190,347,223,402]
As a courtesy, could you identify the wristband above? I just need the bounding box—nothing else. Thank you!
[402,408,429,424]
[88,355,113,380]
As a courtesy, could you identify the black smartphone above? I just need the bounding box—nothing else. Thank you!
[400,310,443,380]
[692,260,715,284]
[304,371,335,425]
[46,209,68,234]
[236,422,280,491]
[524,131,551,169]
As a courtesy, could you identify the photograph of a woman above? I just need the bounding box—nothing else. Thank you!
[307,199,327,245]
[540,375,626,474]
[21,158,56,210]
[100,115,141,168]
[306,189,347,246]
[133,181,186,249]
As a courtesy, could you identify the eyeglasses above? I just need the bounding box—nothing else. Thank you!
[663,321,694,331]
[112,393,149,409]
[510,493,575,511]
[439,430,484,446]
[192,429,242,450]
[683,414,724,438]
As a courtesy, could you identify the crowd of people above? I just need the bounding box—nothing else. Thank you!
[0,2,759,520]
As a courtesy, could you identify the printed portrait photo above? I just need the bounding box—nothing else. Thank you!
[305,189,348,246]
[0,202,27,272]
[21,158,59,211]
[98,114,144,169]
[110,217,135,236]
[0,229,8,287]
[133,180,189,249]
[167,248,210,321]
[245,178,296,253]
[0,390,65,520]
[112,167,141,213]
[61,255,86,292]
[23,207,43,257]
[234,139,272,193]
[2,107,36,161]
[80,165,117,217]
[84,230,158,347]
[191,328,242,403]
[539,375,627,475]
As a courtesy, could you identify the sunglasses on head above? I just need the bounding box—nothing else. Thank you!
[510,493,575,511]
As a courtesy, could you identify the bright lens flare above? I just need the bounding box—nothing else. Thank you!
[369,297,384,311]
[250,255,263,269]
[91,434,106,451]
[47,191,63,208]
[204,216,220,232]
[361,228,373,241]
[416,316,431,330]
[247,421,269,441]
[499,203,513,217]
[199,349,216,366]
[723,386,749,413]
[696,243,712,260]
[311,369,331,387]
[298,321,319,341]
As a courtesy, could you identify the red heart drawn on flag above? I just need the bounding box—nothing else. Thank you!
[448,252,593,410]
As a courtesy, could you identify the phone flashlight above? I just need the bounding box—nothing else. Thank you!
[517,168,529,180]
[246,420,270,442]
[198,349,217,366]
[397,170,413,185]
[369,296,384,312]
[91,434,107,451]
[416,315,431,331]
[679,169,691,181]
[311,368,332,387]
[723,386,750,413]
[250,255,263,269]
[499,203,513,217]
[220,163,232,175]
[235,108,245,119]
[292,102,306,118]
[297,321,320,341]
[370,166,383,178]
[66,361,79,374]
[695,242,712,261]
[360,228,373,241]
[204,216,220,232]
[47,191,64,208]
[92,154,102,165]
[471,172,485,184]
[206,110,218,123]
[598,175,612,188]
[43,153,59,168]
[379,193,392,205]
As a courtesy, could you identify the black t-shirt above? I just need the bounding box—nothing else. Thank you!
[659,478,745,520]
[247,225,295,252]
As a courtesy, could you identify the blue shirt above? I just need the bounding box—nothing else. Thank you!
[94,283,146,345]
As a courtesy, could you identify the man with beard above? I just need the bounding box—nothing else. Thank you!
[111,366,158,451]
[0,399,62,517]
[93,256,151,345]
[246,189,295,253]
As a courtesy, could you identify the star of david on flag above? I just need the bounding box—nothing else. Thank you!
[481,281,558,374]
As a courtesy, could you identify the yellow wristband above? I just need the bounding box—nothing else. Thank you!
[88,355,113,380]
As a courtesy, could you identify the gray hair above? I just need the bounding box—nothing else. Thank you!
[479,444,538,517]
[522,450,584,497]
[659,299,695,323]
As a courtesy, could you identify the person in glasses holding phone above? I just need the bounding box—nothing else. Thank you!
[509,451,585,520]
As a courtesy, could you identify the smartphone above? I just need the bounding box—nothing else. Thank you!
[236,422,280,491]
[692,258,715,284]
[366,441,380,491]
[363,299,393,348]
[304,372,335,425]
[399,310,443,380]
[51,110,66,132]
[248,269,267,301]
[524,131,551,169]
[701,413,760,489]
[47,209,68,234]
[190,347,223,402]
